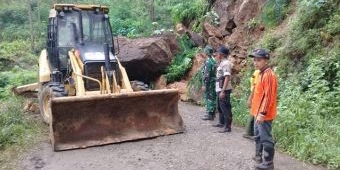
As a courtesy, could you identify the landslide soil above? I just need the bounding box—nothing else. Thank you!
[20,103,325,170]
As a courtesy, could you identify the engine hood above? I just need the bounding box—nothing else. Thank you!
[77,43,117,64]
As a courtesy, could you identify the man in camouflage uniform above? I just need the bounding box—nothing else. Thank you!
[202,45,217,121]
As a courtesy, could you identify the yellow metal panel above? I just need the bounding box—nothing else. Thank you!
[117,59,133,92]
[69,51,86,96]
[39,49,51,83]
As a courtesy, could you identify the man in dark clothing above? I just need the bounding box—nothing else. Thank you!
[212,45,233,133]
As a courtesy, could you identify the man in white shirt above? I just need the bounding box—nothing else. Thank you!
[212,45,233,133]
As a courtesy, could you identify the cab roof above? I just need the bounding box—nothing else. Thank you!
[52,4,109,13]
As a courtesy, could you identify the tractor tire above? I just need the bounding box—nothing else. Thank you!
[130,80,150,91]
[38,82,68,124]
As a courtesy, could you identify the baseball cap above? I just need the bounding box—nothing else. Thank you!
[216,45,229,56]
[249,48,270,59]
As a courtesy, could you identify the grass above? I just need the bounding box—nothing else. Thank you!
[0,69,45,170]
[0,96,45,170]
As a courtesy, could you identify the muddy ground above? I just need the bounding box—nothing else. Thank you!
[20,103,325,170]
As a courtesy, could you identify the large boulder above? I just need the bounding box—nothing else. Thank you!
[213,0,241,33]
[234,0,266,26]
[117,34,179,82]
[213,0,266,40]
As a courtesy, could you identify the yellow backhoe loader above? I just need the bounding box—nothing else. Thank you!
[31,4,184,151]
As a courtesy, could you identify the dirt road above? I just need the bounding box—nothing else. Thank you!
[21,103,325,170]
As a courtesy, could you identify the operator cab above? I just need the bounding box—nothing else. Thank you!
[46,4,120,90]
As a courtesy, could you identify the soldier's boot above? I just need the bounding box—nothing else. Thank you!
[243,115,255,139]
[252,143,263,163]
[212,111,216,119]
[213,112,225,127]
[218,119,232,133]
[201,112,214,121]
[227,117,232,131]
[255,146,274,170]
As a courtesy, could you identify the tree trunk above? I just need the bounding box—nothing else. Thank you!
[27,0,34,51]
[37,0,40,23]
[149,0,155,22]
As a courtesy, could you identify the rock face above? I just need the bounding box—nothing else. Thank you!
[153,75,167,90]
[186,53,206,104]
[203,22,223,39]
[176,23,187,34]
[167,81,188,101]
[184,53,206,81]
[210,0,267,74]
[213,0,266,45]
[180,0,267,103]
[117,34,179,82]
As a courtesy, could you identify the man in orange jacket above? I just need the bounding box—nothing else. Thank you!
[249,49,278,170]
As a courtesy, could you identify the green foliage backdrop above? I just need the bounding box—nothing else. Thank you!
[0,0,340,169]
[232,0,340,169]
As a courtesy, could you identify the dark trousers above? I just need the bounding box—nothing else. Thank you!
[217,92,224,124]
[245,115,254,136]
[254,120,275,162]
[218,90,232,129]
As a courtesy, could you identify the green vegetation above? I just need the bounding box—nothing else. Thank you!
[171,0,209,32]
[0,97,43,149]
[0,96,45,170]
[261,0,291,27]
[0,72,44,169]
[1,0,339,169]
[166,35,198,83]
[232,0,340,169]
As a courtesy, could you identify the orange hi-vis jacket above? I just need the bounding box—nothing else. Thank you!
[250,70,260,115]
[250,70,260,92]
[251,67,278,121]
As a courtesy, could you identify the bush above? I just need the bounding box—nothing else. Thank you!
[0,70,37,99]
[0,41,37,71]
[171,1,208,25]
[231,68,253,127]
[261,0,291,27]
[232,0,340,168]
[0,96,43,150]
[274,73,340,169]
[166,35,197,83]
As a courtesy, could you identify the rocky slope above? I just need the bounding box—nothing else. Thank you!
[168,0,268,102]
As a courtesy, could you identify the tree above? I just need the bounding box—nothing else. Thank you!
[27,0,34,51]
[149,0,155,22]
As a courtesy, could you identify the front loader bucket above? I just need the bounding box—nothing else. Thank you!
[50,89,184,151]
